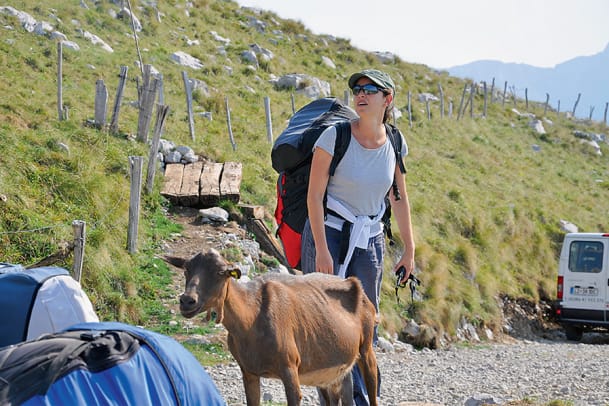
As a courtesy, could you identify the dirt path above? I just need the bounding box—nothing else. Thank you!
[162,206,248,259]
[161,205,249,331]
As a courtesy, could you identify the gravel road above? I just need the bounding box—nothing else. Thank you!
[164,209,609,405]
[205,333,609,406]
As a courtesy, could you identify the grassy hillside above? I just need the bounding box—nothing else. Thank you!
[1,0,607,340]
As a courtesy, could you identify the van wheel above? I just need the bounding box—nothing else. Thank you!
[565,325,583,341]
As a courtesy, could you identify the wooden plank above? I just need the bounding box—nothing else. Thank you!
[200,162,223,207]
[220,162,242,203]
[239,204,265,220]
[246,218,291,272]
[180,161,203,207]
[161,163,184,204]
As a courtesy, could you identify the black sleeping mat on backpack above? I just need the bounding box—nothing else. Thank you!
[271,97,358,173]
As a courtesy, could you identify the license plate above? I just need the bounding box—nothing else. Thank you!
[571,286,599,296]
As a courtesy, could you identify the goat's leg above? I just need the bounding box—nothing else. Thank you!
[280,366,303,406]
[358,348,378,406]
[242,371,261,406]
[317,373,352,406]
[320,373,354,406]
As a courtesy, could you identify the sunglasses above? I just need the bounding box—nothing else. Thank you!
[351,83,386,96]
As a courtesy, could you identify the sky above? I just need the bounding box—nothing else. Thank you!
[233,0,609,69]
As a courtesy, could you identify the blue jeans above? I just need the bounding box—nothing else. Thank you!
[301,219,383,406]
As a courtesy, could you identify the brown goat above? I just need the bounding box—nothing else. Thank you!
[165,249,378,406]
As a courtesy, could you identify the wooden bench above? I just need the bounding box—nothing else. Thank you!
[161,162,242,208]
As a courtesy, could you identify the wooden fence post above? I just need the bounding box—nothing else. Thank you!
[407,91,412,128]
[136,66,158,143]
[127,156,143,254]
[264,96,273,143]
[462,83,474,119]
[126,0,144,78]
[57,41,64,121]
[557,100,561,115]
[157,73,164,105]
[110,66,128,134]
[94,79,108,128]
[502,81,508,107]
[511,86,517,107]
[448,100,453,118]
[469,83,474,118]
[525,88,529,111]
[438,83,444,118]
[457,83,467,120]
[225,96,236,151]
[182,71,195,141]
[604,102,608,126]
[482,81,488,118]
[489,78,495,104]
[145,104,170,194]
[72,220,86,283]
[543,93,550,116]
[572,93,581,117]
[588,106,595,121]
[139,62,151,105]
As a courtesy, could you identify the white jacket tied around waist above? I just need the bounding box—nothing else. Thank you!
[324,196,385,278]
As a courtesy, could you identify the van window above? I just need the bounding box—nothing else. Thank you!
[569,241,604,273]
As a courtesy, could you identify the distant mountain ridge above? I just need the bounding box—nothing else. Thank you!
[446,43,609,121]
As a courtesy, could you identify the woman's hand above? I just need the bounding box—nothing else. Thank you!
[315,247,334,274]
[393,252,415,285]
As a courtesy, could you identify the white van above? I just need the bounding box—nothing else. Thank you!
[555,232,609,341]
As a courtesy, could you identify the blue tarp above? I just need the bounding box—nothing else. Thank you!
[0,322,225,405]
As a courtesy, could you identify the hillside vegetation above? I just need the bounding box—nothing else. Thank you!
[1,0,608,341]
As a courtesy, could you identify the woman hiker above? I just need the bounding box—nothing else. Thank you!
[300,69,416,405]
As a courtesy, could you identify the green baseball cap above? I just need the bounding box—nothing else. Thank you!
[348,69,395,94]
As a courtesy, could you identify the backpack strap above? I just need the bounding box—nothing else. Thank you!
[329,121,352,176]
[385,123,406,175]
[383,124,407,245]
[323,121,351,221]
[384,123,406,202]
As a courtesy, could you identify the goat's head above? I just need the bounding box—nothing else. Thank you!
[164,249,241,323]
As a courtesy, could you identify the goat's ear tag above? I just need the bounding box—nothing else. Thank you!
[229,267,242,279]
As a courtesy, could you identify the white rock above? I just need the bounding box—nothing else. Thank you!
[321,56,336,69]
[81,30,113,52]
[198,207,229,223]
[0,6,37,32]
[170,51,203,69]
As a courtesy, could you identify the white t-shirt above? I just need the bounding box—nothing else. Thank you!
[313,124,408,217]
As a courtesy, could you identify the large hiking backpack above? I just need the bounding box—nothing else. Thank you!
[272,98,357,269]
[271,97,406,270]
[0,264,99,348]
[0,322,225,405]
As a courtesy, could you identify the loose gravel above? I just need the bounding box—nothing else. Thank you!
[205,334,609,406]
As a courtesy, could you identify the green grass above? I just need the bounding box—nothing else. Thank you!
[1,0,608,343]
[181,341,233,366]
